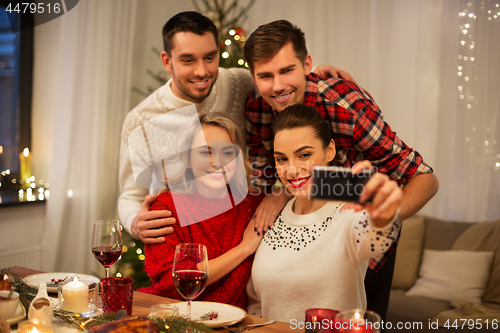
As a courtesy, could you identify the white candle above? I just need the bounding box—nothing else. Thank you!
[62,277,89,313]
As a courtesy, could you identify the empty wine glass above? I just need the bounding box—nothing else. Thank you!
[172,243,208,319]
[91,219,123,278]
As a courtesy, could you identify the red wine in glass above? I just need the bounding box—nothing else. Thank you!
[173,270,208,300]
[172,243,208,319]
[92,246,122,267]
[91,220,122,278]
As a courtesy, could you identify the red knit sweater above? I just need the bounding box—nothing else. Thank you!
[141,191,264,309]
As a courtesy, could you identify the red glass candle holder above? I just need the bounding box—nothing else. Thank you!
[305,308,340,333]
[101,277,134,315]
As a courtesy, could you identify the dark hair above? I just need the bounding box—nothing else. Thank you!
[243,20,307,73]
[162,11,218,55]
[272,104,332,148]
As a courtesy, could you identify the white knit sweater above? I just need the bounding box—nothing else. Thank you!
[118,67,255,234]
[247,198,399,323]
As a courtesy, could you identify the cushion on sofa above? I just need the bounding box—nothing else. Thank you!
[452,219,500,305]
[406,249,494,305]
[423,218,474,250]
[392,215,426,289]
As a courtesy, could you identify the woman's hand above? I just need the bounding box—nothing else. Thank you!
[239,217,264,256]
[347,161,403,227]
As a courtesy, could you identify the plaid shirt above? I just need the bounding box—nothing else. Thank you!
[245,73,433,272]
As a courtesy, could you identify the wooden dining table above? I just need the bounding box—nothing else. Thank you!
[8,266,295,333]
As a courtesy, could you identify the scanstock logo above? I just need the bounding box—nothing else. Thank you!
[2,0,80,32]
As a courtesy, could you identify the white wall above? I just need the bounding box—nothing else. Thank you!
[129,0,196,109]
[0,204,46,270]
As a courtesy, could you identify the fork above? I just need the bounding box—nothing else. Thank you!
[223,319,276,332]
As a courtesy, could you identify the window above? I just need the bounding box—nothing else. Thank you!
[0,6,35,205]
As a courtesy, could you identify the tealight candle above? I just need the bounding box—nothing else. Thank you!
[305,308,339,333]
[334,309,380,333]
[18,321,53,333]
[61,277,89,313]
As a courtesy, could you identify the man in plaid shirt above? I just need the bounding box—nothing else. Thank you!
[243,20,439,321]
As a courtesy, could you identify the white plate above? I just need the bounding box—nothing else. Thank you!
[23,273,100,293]
[6,301,26,326]
[172,301,246,328]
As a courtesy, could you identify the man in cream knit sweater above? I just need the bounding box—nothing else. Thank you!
[118,12,349,243]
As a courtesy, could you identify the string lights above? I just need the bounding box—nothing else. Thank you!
[218,27,248,68]
[458,1,499,171]
[0,165,49,204]
[192,0,254,69]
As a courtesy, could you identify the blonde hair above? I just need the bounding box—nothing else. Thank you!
[166,112,253,198]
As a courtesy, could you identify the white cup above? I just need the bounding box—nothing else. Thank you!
[0,290,19,319]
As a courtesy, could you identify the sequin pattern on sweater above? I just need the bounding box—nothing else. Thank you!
[263,205,399,254]
[355,211,400,254]
[262,204,342,251]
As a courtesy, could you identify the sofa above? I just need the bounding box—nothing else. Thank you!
[386,215,500,332]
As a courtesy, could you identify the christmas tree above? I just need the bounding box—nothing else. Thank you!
[192,0,255,68]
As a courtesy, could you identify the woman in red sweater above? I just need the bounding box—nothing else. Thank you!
[141,112,264,309]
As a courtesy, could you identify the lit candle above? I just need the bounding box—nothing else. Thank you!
[18,321,53,333]
[19,148,32,183]
[305,308,339,333]
[335,311,376,333]
[62,277,89,313]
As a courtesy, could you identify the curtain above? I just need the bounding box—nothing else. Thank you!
[433,0,500,221]
[245,0,500,221]
[41,0,137,273]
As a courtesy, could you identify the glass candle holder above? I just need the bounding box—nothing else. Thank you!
[305,308,339,333]
[18,321,53,333]
[58,279,99,314]
[101,277,134,315]
[148,304,179,318]
[334,309,381,333]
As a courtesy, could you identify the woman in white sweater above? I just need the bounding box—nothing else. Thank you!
[247,104,403,323]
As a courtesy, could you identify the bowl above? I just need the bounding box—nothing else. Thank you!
[0,290,19,319]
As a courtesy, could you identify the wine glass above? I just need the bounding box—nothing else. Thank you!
[172,243,209,319]
[91,219,123,278]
